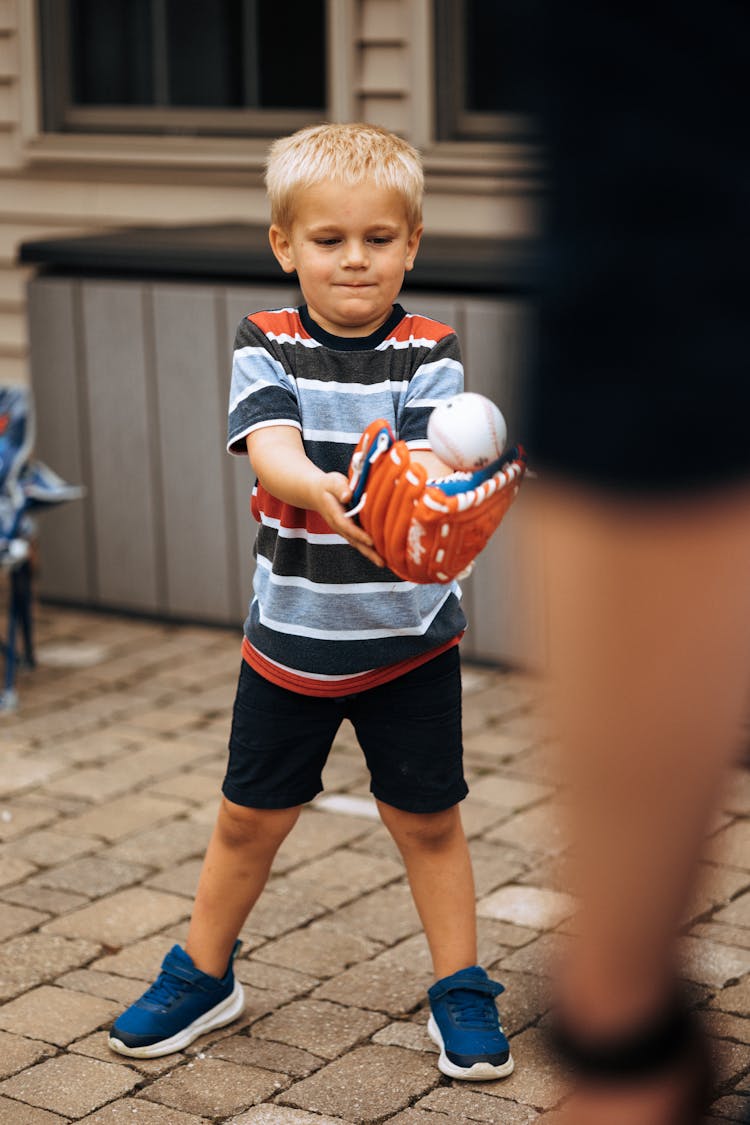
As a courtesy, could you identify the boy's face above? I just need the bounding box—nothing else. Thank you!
[269,180,423,337]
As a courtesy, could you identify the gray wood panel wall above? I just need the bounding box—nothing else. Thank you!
[27,276,545,667]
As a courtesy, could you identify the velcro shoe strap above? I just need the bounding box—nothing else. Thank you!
[159,961,214,989]
[430,976,504,1002]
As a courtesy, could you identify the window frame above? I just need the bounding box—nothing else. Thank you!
[38,0,327,139]
[433,0,534,144]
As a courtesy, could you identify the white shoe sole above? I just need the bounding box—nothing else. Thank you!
[108,980,245,1058]
[427,1014,515,1081]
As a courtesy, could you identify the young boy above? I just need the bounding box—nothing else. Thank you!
[108,123,513,1082]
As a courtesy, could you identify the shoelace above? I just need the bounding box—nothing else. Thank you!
[141,969,189,1009]
[447,988,499,1030]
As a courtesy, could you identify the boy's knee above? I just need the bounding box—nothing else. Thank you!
[217,798,300,848]
[378,802,462,850]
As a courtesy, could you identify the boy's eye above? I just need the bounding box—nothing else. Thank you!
[370,236,394,245]
[315,238,340,246]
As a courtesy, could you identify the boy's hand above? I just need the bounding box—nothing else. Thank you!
[345,419,527,583]
[314,472,386,568]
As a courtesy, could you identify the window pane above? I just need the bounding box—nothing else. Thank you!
[465,0,534,115]
[70,0,154,105]
[166,0,244,107]
[258,2,326,109]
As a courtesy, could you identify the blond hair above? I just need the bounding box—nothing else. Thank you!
[265,123,424,232]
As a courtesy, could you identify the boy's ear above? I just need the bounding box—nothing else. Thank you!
[269,225,296,274]
[405,225,424,272]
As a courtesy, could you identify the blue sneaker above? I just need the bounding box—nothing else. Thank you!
[427,965,514,1080]
[108,942,244,1058]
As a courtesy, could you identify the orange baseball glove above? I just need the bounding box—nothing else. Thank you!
[347,420,526,584]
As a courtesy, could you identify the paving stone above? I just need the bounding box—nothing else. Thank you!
[150,771,219,804]
[467,840,530,898]
[691,922,750,951]
[0,1030,56,1079]
[485,804,568,856]
[489,969,551,1038]
[0,933,101,1001]
[0,984,118,1045]
[500,933,574,978]
[679,936,750,987]
[710,976,750,1016]
[252,921,381,979]
[253,998,387,1060]
[33,854,151,897]
[56,793,189,842]
[78,1102,212,1124]
[707,821,750,871]
[0,902,48,940]
[330,883,421,946]
[708,1095,750,1122]
[235,960,319,1004]
[56,968,147,1005]
[42,760,148,802]
[92,934,179,979]
[42,886,190,945]
[5,883,89,922]
[712,1036,750,1087]
[687,864,750,922]
[52,727,142,766]
[700,1010,750,1043]
[283,848,403,909]
[313,956,429,1017]
[244,883,328,939]
[0,1053,139,1117]
[381,1112,441,1125]
[715,889,750,928]
[273,808,374,875]
[0,753,68,797]
[0,853,37,887]
[138,1057,288,1117]
[146,857,203,897]
[70,1031,186,1076]
[418,1086,541,1122]
[278,1044,438,1122]
[372,1019,432,1052]
[229,1109,346,1125]
[106,818,213,868]
[478,885,576,931]
[0,801,57,840]
[460,799,511,838]
[203,1033,325,1078]
[468,775,554,812]
[0,1097,67,1124]
[2,828,99,867]
[476,1028,571,1111]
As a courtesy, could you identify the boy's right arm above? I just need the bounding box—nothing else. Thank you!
[246,425,384,568]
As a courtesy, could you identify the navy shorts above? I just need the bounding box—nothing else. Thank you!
[223,647,467,814]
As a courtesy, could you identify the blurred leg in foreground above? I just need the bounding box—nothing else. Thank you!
[540,484,750,1123]
[521,3,750,1120]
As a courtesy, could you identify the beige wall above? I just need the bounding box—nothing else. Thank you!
[3,0,539,386]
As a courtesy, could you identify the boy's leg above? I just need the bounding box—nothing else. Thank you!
[376,799,476,979]
[186,797,301,978]
[110,662,340,1057]
[352,650,512,1081]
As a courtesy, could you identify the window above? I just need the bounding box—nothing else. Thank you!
[39,0,327,136]
[434,0,537,142]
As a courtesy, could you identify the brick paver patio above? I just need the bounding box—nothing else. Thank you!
[0,605,747,1123]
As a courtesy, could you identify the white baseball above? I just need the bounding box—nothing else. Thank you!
[427,392,507,471]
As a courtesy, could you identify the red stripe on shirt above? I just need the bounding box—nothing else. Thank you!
[385,315,454,345]
[249,309,310,338]
[252,484,335,535]
[242,633,462,697]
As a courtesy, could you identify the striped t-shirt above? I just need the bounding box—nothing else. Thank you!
[227,302,467,696]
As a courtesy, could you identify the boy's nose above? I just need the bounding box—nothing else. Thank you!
[341,241,369,267]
